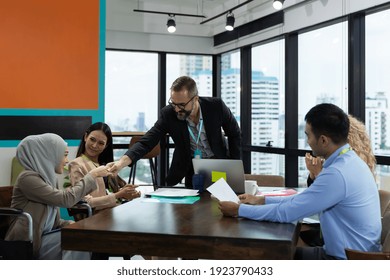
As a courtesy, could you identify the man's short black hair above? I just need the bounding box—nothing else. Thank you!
[304,103,349,144]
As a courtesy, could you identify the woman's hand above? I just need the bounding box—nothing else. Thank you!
[116,185,141,201]
[89,165,112,178]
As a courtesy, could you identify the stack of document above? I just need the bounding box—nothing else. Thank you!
[143,188,200,204]
[146,188,199,197]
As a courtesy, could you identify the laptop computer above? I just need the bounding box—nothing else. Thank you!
[192,158,245,194]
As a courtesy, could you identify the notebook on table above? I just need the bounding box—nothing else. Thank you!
[192,158,245,194]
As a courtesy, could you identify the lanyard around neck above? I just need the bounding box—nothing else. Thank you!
[188,119,203,146]
[339,147,352,156]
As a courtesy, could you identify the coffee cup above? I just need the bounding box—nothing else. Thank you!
[244,180,258,195]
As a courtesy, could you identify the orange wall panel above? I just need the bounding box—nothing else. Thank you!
[0,0,99,109]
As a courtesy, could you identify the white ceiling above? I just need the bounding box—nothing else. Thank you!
[106,0,283,37]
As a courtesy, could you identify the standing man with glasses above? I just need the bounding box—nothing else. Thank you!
[108,76,241,188]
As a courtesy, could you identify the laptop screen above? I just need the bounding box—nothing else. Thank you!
[192,159,245,194]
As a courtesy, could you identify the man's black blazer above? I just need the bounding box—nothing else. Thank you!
[125,97,241,187]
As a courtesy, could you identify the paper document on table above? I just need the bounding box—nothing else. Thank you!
[206,178,239,203]
[146,188,199,197]
[256,188,297,197]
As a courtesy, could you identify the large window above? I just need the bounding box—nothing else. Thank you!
[251,39,285,175]
[251,153,285,179]
[297,22,348,186]
[105,51,158,132]
[105,50,158,183]
[366,9,390,190]
[221,50,241,123]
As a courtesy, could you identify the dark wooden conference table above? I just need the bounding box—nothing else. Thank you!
[61,192,300,259]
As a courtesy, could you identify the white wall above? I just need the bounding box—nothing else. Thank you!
[106,30,214,54]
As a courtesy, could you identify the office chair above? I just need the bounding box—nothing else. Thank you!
[345,189,390,260]
[10,157,24,186]
[128,136,160,186]
[244,174,285,187]
[67,201,93,222]
[0,186,33,260]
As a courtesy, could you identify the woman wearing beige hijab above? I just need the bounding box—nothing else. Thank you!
[5,133,111,259]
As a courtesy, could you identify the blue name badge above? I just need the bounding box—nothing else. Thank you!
[194,149,202,159]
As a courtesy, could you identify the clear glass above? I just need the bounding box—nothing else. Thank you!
[366,9,390,156]
[251,39,285,148]
[298,22,348,149]
[251,152,285,178]
[221,50,241,124]
[105,51,158,133]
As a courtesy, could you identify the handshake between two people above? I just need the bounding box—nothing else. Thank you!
[88,157,141,200]
[88,156,131,179]
[218,194,266,218]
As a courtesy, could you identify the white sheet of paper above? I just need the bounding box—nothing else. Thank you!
[206,178,240,203]
[146,188,199,197]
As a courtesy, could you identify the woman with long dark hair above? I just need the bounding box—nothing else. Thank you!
[68,122,140,212]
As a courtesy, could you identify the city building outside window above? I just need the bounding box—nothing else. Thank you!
[366,9,390,191]
[105,50,158,183]
[297,22,348,186]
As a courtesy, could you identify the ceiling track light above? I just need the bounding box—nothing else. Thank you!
[133,9,205,34]
[200,0,253,25]
[273,0,285,10]
[167,14,176,33]
[225,11,235,31]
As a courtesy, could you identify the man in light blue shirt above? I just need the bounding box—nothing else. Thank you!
[219,103,382,259]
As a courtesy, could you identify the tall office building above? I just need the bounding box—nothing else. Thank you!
[194,70,212,96]
[180,56,213,97]
[180,55,212,77]
[221,68,241,120]
[366,92,388,153]
[135,112,146,131]
[221,55,232,71]
[251,71,280,175]
[366,92,390,189]
[219,69,281,175]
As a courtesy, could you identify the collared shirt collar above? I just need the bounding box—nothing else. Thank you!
[323,143,350,168]
[186,105,203,127]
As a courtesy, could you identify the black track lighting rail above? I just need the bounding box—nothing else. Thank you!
[200,0,254,24]
[133,9,206,18]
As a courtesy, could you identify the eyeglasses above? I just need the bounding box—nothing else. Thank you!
[168,95,196,110]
